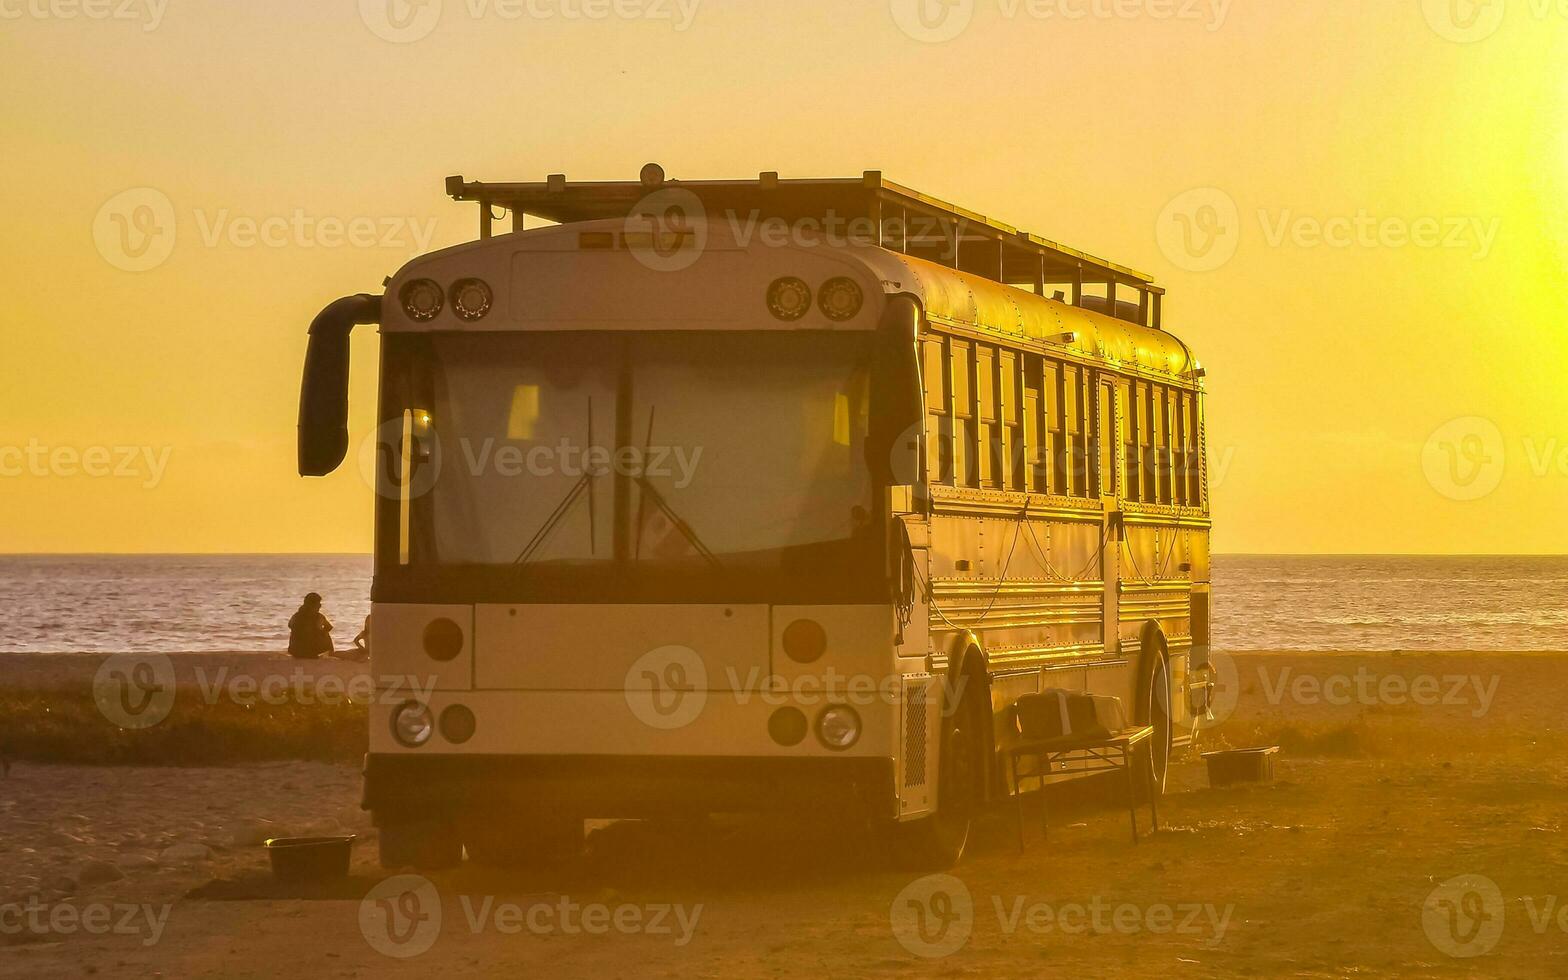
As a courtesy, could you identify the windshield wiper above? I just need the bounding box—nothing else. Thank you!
[514,397,599,566]
[632,406,722,570]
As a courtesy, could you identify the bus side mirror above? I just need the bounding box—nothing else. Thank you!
[298,294,381,477]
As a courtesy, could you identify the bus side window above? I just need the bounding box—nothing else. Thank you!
[1190,392,1205,507]
[922,336,952,486]
[1120,378,1138,504]
[1097,378,1116,499]
[1045,361,1066,496]
[976,344,998,488]
[1159,386,1176,505]
[999,349,1023,491]
[950,340,976,488]
[1065,365,1089,498]
[1140,383,1158,503]
[1024,355,1046,493]
[1175,389,1191,507]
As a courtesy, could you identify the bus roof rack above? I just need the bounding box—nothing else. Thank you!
[445,167,1166,326]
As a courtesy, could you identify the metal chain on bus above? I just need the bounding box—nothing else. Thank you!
[915,500,1116,633]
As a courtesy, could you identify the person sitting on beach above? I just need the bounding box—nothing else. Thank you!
[287,593,334,659]
[345,615,370,662]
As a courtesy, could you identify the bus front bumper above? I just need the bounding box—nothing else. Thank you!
[362,753,896,821]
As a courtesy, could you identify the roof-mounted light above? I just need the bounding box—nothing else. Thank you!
[818,277,864,322]
[767,277,812,322]
[450,279,492,322]
[400,279,443,322]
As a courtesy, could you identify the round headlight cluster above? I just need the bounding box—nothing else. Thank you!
[816,705,861,751]
[767,277,812,321]
[392,701,434,747]
[399,279,443,321]
[398,277,493,322]
[818,277,864,321]
[450,278,493,321]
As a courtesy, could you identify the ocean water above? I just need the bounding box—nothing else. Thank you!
[0,555,1563,654]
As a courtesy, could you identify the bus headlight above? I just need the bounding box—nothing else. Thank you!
[392,701,434,747]
[815,705,861,751]
[450,278,493,321]
[400,279,444,321]
[818,277,863,321]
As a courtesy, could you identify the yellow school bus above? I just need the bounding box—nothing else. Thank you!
[297,167,1214,869]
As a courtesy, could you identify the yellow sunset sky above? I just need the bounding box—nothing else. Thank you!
[1,0,1564,554]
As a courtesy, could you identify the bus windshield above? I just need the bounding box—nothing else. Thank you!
[405,331,876,574]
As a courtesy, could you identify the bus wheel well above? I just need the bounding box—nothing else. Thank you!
[949,646,996,800]
[1135,622,1170,719]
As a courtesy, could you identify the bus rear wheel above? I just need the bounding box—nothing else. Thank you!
[463,813,585,868]
[884,682,982,870]
[1140,646,1174,794]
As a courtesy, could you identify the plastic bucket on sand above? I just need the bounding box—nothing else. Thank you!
[263,835,356,882]
[1202,746,1281,787]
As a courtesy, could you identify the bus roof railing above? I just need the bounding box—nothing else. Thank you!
[445,167,1166,329]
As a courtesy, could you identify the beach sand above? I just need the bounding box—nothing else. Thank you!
[1,651,1565,977]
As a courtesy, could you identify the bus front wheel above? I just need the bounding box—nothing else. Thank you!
[884,682,983,869]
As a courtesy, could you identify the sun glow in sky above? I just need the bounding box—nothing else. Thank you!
[1,0,1564,554]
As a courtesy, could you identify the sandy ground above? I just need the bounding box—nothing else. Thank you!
[2,652,1566,978]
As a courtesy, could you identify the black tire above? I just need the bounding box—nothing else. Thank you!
[378,818,462,871]
[884,675,984,870]
[1138,642,1174,794]
[463,814,584,868]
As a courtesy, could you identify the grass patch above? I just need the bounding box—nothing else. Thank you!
[0,688,366,766]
